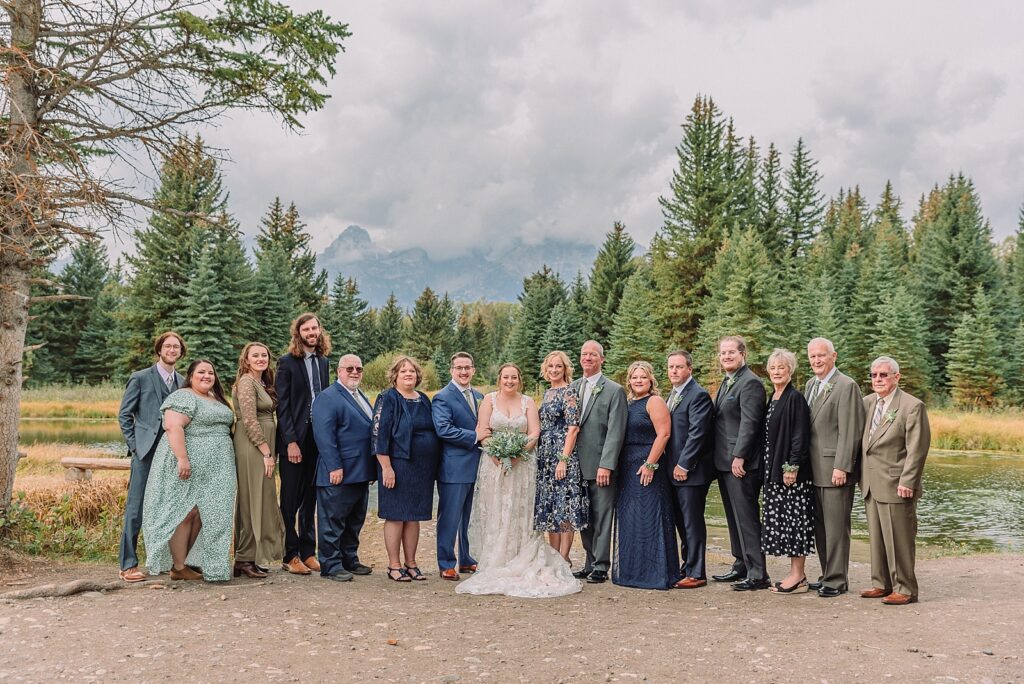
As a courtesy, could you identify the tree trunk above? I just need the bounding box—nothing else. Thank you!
[1,0,41,509]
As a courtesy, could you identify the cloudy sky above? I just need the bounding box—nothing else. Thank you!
[139,0,1024,258]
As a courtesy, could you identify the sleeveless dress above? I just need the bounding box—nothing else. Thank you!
[534,386,589,532]
[143,390,237,581]
[456,394,582,598]
[613,395,679,590]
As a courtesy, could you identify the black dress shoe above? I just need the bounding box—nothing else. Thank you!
[808,581,823,591]
[572,568,592,579]
[346,563,372,576]
[586,570,608,583]
[817,586,845,597]
[712,569,747,583]
[732,578,771,591]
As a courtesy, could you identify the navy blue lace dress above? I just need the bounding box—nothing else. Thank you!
[534,386,589,532]
[613,396,679,590]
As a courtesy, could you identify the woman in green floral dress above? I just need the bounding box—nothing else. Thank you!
[143,359,237,581]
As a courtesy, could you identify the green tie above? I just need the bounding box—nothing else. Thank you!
[808,379,820,406]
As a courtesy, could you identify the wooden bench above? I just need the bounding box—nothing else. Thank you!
[60,456,131,481]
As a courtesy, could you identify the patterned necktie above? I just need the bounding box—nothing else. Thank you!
[870,398,885,436]
[668,388,682,411]
[807,379,820,406]
[166,373,174,391]
[463,388,476,416]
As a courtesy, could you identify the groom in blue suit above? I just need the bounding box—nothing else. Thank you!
[432,351,484,581]
[311,354,376,582]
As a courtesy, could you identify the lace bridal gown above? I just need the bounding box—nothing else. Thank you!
[455,394,582,598]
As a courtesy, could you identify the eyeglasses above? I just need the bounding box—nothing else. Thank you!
[869,372,891,379]
[342,366,364,374]
[452,365,474,372]
[161,344,181,350]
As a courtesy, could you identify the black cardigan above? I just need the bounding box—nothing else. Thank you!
[763,383,812,484]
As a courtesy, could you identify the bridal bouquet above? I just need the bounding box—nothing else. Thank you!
[485,428,530,475]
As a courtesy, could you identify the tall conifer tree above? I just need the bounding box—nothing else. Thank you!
[606,265,664,382]
[945,288,1004,408]
[782,138,825,257]
[586,222,637,345]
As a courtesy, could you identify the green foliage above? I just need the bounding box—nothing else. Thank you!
[405,287,455,362]
[782,137,825,257]
[251,244,298,355]
[374,293,407,356]
[756,142,786,255]
[1003,322,1024,406]
[506,266,567,387]
[867,285,933,399]
[585,222,637,344]
[323,276,370,360]
[255,198,327,312]
[946,289,1005,409]
[0,491,122,561]
[605,264,665,382]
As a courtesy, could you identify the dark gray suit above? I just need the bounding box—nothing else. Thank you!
[118,364,183,570]
[666,380,714,580]
[805,369,864,591]
[569,374,627,575]
[713,364,767,581]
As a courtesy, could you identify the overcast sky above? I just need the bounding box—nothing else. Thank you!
[127,1,1024,258]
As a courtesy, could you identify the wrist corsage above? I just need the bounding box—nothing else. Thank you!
[782,463,800,473]
[642,462,659,471]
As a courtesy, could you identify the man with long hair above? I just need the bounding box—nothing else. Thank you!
[275,313,331,575]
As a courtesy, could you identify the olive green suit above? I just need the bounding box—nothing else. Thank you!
[861,388,930,598]
[805,370,864,591]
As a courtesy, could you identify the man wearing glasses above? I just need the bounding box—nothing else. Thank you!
[859,356,931,605]
[311,355,375,581]
[431,352,484,580]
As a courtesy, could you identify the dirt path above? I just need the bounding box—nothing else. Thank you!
[1,539,1022,683]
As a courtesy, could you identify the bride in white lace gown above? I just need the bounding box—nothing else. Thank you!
[456,363,582,598]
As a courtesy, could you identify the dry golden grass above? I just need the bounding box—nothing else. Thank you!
[930,409,1024,453]
[19,400,121,419]
[17,480,126,527]
[14,444,129,492]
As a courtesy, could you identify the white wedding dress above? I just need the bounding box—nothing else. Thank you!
[456,394,582,599]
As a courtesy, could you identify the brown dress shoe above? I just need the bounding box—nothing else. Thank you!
[440,568,460,581]
[302,556,321,572]
[119,567,147,583]
[170,566,203,581]
[860,587,890,599]
[458,564,478,573]
[673,577,707,589]
[882,592,918,605]
[283,557,312,575]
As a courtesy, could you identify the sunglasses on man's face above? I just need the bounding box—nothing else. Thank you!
[342,366,364,374]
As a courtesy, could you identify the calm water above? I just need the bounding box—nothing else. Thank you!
[20,420,1024,552]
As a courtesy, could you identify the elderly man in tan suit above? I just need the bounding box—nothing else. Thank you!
[860,356,930,605]
[805,338,864,598]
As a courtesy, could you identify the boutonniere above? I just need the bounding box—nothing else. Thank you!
[884,409,897,424]
[724,376,736,391]
[823,382,834,395]
[591,384,604,398]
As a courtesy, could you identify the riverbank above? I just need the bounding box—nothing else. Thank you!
[1,548,1021,682]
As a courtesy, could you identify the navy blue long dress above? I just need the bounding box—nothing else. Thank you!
[372,389,440,521]
[613,395,679,590]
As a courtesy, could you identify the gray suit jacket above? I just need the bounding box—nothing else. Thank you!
[712,364,766,472]
[569,374,628,481]
[860,388,930,503]
[805,370,865,488]
[118,364,183,460]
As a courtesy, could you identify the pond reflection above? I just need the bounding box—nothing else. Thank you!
[19,420,1024,552]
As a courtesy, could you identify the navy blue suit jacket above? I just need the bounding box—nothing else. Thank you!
[275,352,329,451]
[432,382,484,484]
[312,382,375,486]
[666,380,715,487]
[372,388,431,460]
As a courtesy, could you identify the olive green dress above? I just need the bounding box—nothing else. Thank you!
[143,390,237,581]
[232,375,285,566]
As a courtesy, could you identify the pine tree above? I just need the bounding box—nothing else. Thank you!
[255,199,327,312]
[506,266,567,385]
[251,246,297,355]
[756,142,786,255]
[650,95,732,350]
[605,265,665,383]
[782,137,825,257]
[206,213,257,359]
[324,276,370,359]
[174,244,231,375]
[693,229,782,384]
[1003,321,1024,407]
[375,293,405,353]
[729,136,759,233]
[122,136,228,370]
[74,275,127,384]
[867,285,932,399]
[945,288,1005,409]
[405,287,455,361]
[585,222,637,344]
[540,301,587,372]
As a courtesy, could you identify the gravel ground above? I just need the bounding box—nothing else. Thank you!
[1,530,1021,683]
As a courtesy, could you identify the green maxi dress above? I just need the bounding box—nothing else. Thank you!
[143,389,237,581]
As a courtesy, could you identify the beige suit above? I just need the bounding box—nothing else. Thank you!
[861,388,930,597]
[805,370,864,591]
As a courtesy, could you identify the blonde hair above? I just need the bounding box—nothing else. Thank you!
[496,362,524,392]
[626,360,659,400]
[540,350,574,384]
[767,348,797,375]
[387,355,423,388]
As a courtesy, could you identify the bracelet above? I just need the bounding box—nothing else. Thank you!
[558,454,571,463]
[782,463,799,473]
[642,462,659,471]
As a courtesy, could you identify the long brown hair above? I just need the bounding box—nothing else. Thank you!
[184,359,230,407]
[287,312,332,358]
[234,342,278,407]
